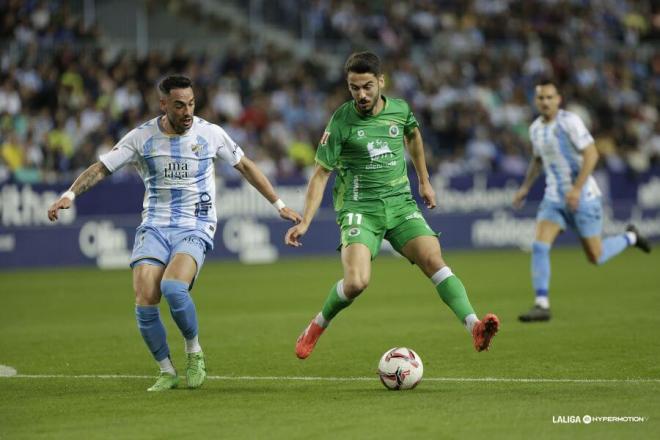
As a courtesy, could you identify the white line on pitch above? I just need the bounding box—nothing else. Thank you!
[3,374,660,383]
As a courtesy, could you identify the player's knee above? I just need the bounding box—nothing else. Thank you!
[417,252,444,275]
[133,280,161,305]
[344,276,369,297]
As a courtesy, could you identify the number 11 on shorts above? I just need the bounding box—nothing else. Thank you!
[347,213,362,225]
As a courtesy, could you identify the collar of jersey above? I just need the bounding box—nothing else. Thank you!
[540,109,563,125]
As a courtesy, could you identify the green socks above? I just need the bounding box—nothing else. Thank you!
[432,267,475,322]
[319,280,353,326]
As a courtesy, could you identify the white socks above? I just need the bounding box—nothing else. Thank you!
[535,296,550,309]
[158,357,176,375]
[314,312,330,328]
[185,335,202,354]
[464,313,479,332]
[157,336,201,374]
[626,231,637,246]
[431,266,453,286]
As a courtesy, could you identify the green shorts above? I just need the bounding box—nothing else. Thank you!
[337,195,438,259]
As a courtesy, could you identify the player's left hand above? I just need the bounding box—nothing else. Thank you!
[285,222,309,247]
[279,207,302,223]
[419,180,436,209]
[566,187,581,211]
[47,196,73,221]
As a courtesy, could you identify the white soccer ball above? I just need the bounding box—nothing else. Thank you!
[377,347,423,390]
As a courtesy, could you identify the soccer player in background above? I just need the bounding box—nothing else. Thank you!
[47,75,301,390]
[513,79,651,322]
[285,52,499,359]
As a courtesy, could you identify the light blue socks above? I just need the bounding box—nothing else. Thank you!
[598,235,630,264]
[161,279,199,340]
[532,241,551,302]
[135,305,169,361]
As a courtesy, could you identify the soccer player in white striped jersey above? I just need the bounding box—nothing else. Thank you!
[47,75,301,390]
[513,79,651,322]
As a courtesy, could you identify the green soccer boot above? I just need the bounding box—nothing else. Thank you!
[147,372,179,392]
[186,351,207,389]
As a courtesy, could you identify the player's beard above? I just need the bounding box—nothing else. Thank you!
[356,89,381,115]
[167,113,192,134]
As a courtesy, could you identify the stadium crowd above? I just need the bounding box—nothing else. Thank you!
[0,0,658,185]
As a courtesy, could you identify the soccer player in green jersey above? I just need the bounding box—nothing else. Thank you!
[285,52,499,359]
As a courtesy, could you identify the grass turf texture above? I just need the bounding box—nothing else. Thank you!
[1,247,659,439]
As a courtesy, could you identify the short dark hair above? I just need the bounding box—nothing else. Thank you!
[344,52,381,76]
[158,75,193,95]
[535,77,559,89]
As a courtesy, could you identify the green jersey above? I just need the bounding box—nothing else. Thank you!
[315,96,419,212]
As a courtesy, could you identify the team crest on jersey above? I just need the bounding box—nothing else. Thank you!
[320,131,330,145]
[389,124,400,137]
[348,227,361,237]
[357,129,365,138]
[191,143,203,156]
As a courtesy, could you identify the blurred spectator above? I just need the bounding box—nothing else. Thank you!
[0,0,657,185]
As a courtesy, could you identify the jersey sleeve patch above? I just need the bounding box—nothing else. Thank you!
[320,131,330,145]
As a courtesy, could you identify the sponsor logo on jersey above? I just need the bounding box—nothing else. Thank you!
[389,124,399,137]
[348,227,361,237]
[404,211,423,221]
[357,129,365,138]
[367,139,393,160]
[164,161,189,179]
[320,131,330,145]
[195,192,212,217]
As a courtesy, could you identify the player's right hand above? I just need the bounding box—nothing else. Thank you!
[47,197,73,221]
[285,223,309,247]
[512,188,528,210]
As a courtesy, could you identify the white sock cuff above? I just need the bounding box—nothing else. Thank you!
[314,312,329,328]
[625,231,637,246]
[185,335,202,354]
[535,297,550,309]
[464,313,479,333]
[157,357,176,375]
[336,279,349,301]
[431,266,453,286]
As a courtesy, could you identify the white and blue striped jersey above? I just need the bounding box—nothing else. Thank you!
[99,116,244,241]
[529,109,600,203]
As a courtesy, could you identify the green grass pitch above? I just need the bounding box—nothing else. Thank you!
[1,247,659,439]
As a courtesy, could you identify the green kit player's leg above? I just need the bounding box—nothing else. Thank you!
[295,280,353,359]
[432,266,499,351]
[433,269,476,323]
[321,280,353,323]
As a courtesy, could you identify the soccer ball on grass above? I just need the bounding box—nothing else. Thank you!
[377,347,423,390]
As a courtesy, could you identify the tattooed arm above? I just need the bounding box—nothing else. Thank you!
[47,161,111,221]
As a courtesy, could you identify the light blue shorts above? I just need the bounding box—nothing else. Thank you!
[130,226,211,285]
[537,197,603,238]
